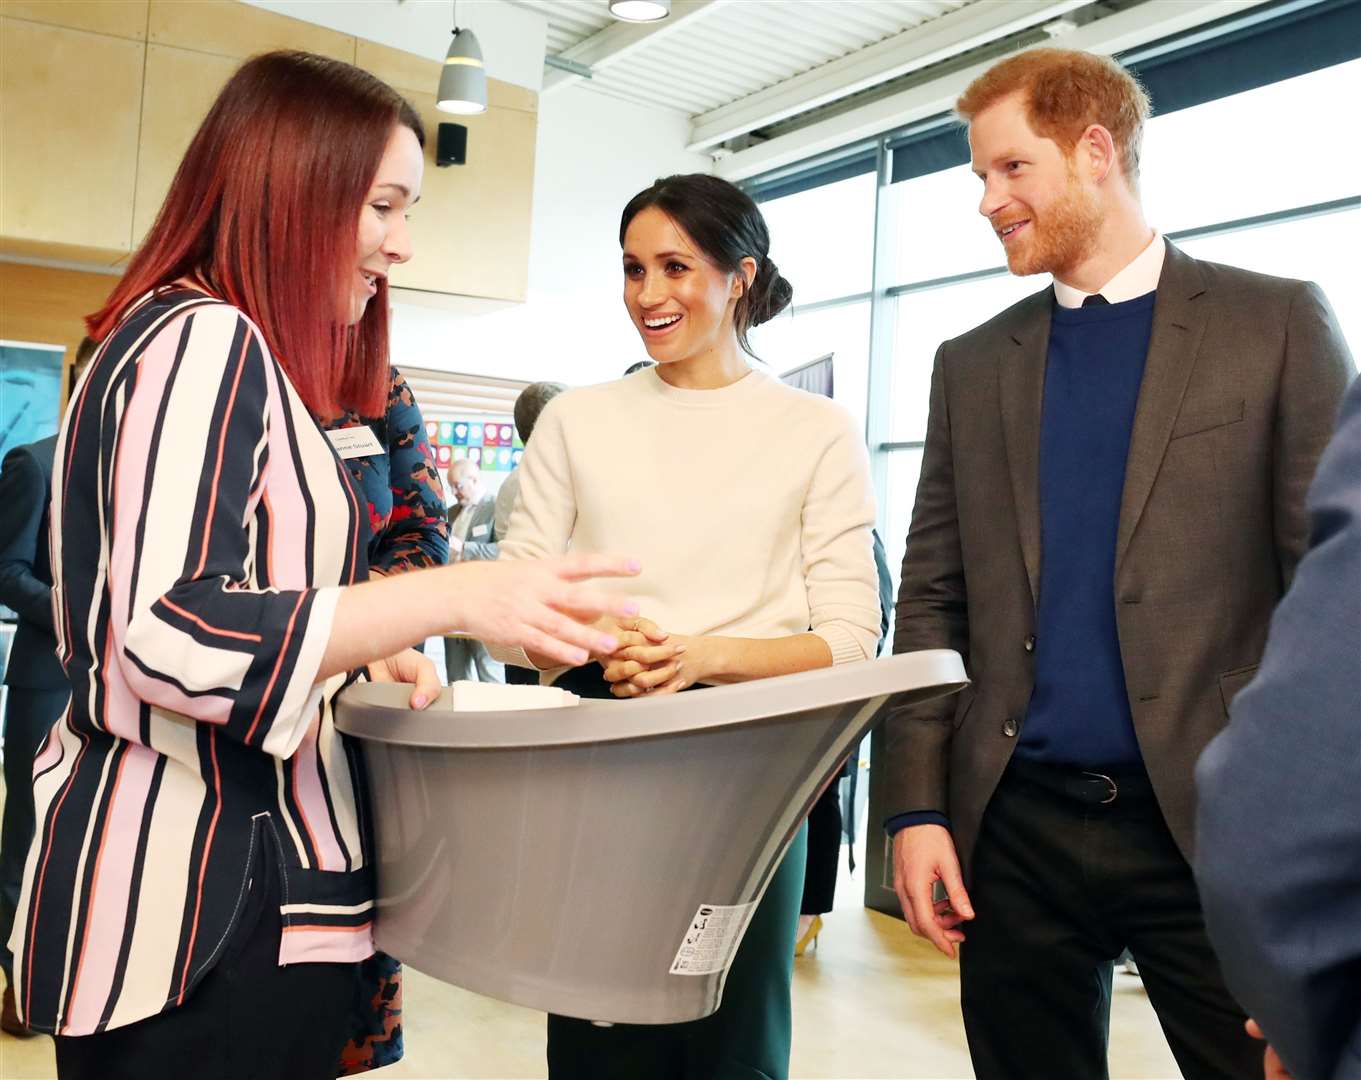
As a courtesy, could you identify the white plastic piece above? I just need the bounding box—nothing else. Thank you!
[446,681,580,711]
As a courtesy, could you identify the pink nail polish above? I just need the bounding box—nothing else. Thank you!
[412,694,428,708]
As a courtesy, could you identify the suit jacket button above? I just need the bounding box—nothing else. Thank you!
[1002,718,1019,737]
[1024,635,1036,653]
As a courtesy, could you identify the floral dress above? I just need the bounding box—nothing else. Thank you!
[324,367,448,1074]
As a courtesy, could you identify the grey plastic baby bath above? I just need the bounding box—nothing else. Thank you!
[334,649,966,1025]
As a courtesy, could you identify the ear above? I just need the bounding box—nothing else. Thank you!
[1081,123,1118,185]
[733,256,758,300]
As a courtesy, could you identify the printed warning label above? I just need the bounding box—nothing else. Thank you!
[669,901,758,976]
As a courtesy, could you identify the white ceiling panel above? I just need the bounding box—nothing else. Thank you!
[514,0,1103,148]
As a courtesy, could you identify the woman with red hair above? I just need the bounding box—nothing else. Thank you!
[8,50,637,1080]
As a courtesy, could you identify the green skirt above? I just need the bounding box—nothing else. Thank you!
[546,823,809,1080]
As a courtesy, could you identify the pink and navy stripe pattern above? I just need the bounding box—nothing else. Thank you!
[10,289,376,1036]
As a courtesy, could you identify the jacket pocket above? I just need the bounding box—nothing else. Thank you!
[1218,664,1260,715]
[1171,397,1245,440]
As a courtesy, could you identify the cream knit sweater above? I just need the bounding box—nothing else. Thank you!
[496,366,881,676]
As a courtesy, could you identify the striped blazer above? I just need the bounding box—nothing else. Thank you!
[11,289,377,1035]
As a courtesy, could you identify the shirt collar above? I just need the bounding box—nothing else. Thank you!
[1053,232,1165,309]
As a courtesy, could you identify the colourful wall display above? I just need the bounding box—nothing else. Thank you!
[424,416,524,473]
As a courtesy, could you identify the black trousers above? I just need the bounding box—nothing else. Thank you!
[800,779,841,916]
[960,760,1260,1080]
[0,686,67,987]
[54,839,355,1080]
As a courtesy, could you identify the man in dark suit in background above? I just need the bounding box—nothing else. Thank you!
[0,337,97,1035]
[883,49,1353,1079]
[1196,376,1361,1080]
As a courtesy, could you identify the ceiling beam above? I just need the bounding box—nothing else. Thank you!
[542,0,730,94]
[687,0,1090,151]
[714,0,1277,182]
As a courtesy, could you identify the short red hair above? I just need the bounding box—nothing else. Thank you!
[89,51,424,418]
[957,48,1150,186]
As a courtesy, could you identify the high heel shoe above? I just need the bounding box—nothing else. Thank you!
[794,914,823,957]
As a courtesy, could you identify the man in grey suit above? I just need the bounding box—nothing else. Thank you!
[1196,375,1361,1080]
[444,457,504,682]
[883,48,1353,1079]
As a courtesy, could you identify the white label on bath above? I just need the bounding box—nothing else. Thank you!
[669,902,758,976]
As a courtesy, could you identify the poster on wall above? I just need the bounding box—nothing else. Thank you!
[423,416,524,485]
[1,340,66,464]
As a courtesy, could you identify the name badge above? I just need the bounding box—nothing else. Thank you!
[471,524,490,538]
[326,426,384,460]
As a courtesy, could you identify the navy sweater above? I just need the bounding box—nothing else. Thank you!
[887,291,1157,835]
[1017,292,1156,767]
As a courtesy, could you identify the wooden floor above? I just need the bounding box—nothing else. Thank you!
[0,847,1183,1080]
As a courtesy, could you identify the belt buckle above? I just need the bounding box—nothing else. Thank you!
[1083,771,1118,804]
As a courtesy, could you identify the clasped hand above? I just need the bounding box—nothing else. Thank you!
[597,616,702,698]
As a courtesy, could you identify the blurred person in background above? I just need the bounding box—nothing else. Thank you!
[444,457,504,683]
[0,336,96,1036]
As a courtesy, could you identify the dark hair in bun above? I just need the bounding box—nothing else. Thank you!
[619,173,793,358]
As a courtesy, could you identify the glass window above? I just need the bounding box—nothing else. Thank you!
[1142,60,1361,235]
[749,299,872,435]
[881,447,924,612]
[889,273,1037,442]
[759,172,876,305]
[1177,207,1361,364]
[888,162,1001,285]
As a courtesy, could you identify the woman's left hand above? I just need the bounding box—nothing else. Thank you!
[368,648,441,709]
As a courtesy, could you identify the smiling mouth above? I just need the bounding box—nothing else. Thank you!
[360,270,383,294]
[641,313,683,335]
[997,220,1030,242]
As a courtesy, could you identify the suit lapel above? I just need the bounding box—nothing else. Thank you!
[1114,243,1209,571]
[998,289,1053,608]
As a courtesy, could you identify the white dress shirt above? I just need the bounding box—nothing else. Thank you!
[1053,232,1166,309]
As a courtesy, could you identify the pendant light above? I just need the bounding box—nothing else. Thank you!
[437,1,487,115]
[608,0,671,22]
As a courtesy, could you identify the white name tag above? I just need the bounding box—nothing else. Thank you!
[326,426,385,460]
[471,523,490,538]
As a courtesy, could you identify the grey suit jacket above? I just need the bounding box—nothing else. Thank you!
[1195,376,1361,1080]
[450,494,499,561]
[884,242,1354,877]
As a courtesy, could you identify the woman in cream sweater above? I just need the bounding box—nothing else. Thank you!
[499,173,881,1080]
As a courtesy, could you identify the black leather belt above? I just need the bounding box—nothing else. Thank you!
[1007,757,1155,806]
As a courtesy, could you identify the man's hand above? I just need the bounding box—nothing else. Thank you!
[892,824,974,959]
[1246,1019,1293,1080]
